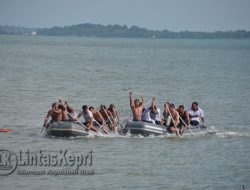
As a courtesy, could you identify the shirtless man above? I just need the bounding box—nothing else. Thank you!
[89,107,106,125]
[177,105,190,128]
[100,105,115,130]
[163,102,180,135]
[107,104,120,125]
[76,105,98,132]
[43,103,62,128]
[58,104,68,121]
[129,92,144,121]
[59,99,77,121]
[89,107,110,133]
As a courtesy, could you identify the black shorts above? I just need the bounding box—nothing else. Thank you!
[190,120,199,126]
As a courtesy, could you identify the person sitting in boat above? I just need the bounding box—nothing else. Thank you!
[149,97,161,125]
[188,102,205,127]
[177,105,190,132]
[163,102,180,135]
[43,103,62,128]
[107,104,120,126]
[99,105,115,130]
[89,106,110,132]
[89,106,106,126]
[58,103,69,121]
[129,91,144,121]
[59,99,77,121]
[76,105,98,132]
[142,106,155,123]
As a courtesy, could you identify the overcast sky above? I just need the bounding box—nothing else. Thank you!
[0,0,249,32]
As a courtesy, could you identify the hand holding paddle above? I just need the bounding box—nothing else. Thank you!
[165,103,180,137]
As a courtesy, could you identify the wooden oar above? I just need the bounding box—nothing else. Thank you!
[93,118,110,135]
[102,105,116,130]
[179,116,194,135]
[67,111,96,135]
[121,88,143,96]
[198,117,215,135]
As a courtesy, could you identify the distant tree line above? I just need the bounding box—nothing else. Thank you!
[1,23,250,39]
[36,24,250,39]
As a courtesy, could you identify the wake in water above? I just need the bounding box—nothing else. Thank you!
[40,124,250,140]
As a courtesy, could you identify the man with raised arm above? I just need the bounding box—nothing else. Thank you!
[129,91,144,121]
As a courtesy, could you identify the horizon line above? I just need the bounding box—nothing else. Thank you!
[1,23,250,33]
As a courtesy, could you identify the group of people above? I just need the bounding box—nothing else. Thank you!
[129,92,205,135]
[43,93,205,135]
[43,100,119,133]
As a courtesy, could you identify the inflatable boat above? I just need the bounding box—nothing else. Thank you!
[122,120,215,136]
[46,121,88,137]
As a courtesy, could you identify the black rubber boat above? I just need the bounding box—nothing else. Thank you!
[122,120,215,136]
[46,121,88,137]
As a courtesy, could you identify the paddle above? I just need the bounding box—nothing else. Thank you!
[101,105,116,131]
[198,117,215,135]
[93,118,110,135]
[166,103,180,137]
[41,125,45,133]
[122,88,143,96]
[179,116,194,135]
[67,111,96,135]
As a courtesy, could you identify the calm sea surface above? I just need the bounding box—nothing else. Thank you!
[0,35,250,189]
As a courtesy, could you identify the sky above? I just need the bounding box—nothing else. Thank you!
[0,0,250,32]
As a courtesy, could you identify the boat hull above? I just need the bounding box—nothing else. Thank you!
[46,121,88,137]
[122,120,213,136]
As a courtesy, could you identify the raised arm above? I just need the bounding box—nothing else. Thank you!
[129,92,134,108]
[140,95,145,108]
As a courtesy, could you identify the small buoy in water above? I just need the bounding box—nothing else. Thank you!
[0,129,15,133]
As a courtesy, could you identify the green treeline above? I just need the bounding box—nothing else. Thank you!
[1,23,250,39]
[37,23,250,39]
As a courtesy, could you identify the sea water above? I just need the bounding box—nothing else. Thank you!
[0,35,250,189]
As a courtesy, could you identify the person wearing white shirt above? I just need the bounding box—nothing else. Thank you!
[188,102,205,126]
[76,105,98,132]
[142,107,155,124]
[149,97,162,125]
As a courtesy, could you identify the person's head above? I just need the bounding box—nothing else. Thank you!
[51,103,58,109]
[58,104,65,110]
[89,106,95,113]
[150,105,157,111]
[134,99,140,107]
[178,105,185,113]
[191,102,198,111]
[169,103,175,111]
[82,105,88,113]
[100,105,106,110]
[109,104,115,110]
